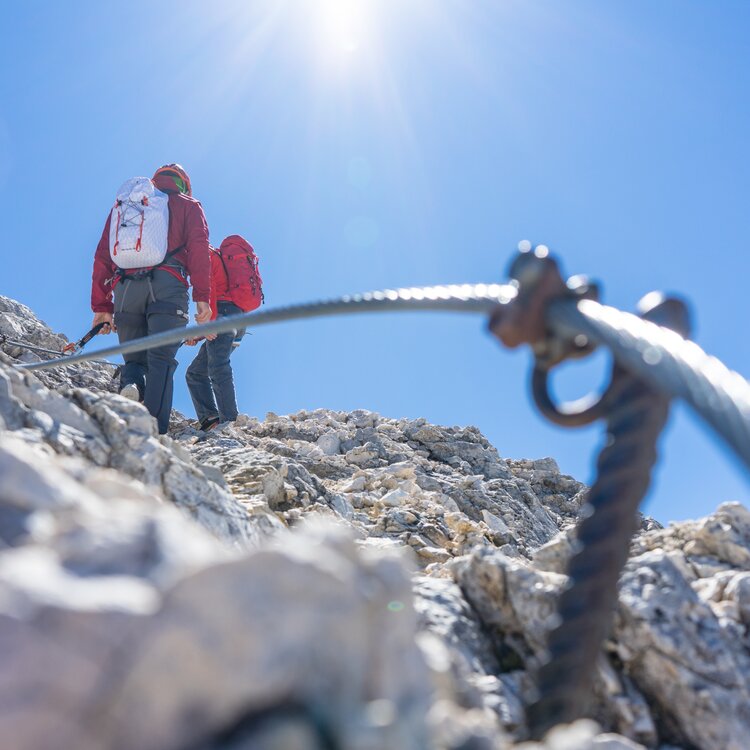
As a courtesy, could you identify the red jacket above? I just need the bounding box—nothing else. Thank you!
[91,174,211,313]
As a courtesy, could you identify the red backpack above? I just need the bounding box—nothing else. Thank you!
[211,235,264,313]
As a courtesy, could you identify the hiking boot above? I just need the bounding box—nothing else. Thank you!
[199,416,221,432]
[120,384,141,402]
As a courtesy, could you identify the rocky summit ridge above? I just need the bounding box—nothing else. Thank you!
[1,293,750,750]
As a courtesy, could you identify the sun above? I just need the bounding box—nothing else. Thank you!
[313,0,374,60]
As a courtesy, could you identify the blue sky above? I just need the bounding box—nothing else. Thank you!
[2,0,749,523]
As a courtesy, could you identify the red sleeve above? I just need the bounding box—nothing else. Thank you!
[91,214,116,313]
[183,201,211,304]
[209,252,220,320]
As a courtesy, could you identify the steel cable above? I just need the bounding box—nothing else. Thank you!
[527,369,670,737]
[0,336,114,366]
[2,339,78,357]
[548,297,750,473]
[17,283,517,372]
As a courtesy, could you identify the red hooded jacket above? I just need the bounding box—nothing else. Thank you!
[91,174,211,313]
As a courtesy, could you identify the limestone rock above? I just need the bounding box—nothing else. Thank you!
[615,550,750,749]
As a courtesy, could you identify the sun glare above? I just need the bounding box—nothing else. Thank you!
[314,0,374,59]
[198,0,473,146]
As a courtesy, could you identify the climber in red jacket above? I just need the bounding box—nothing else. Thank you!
[90,163,212,434]
[185,235,263,431]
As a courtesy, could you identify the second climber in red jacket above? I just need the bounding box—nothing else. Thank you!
[90,163,212,434]
[185,234,263,431]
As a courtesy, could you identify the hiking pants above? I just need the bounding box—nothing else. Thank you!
[185,301,244,424]
[113,270,189,434]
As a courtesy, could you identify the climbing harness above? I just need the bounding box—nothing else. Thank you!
[10,244,750,736]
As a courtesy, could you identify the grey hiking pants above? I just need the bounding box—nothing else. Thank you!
[185,301,244,424]
[113,269,189,434]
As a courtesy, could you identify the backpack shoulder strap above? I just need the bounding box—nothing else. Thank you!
[216,250,231,284]
[156,245,185,270]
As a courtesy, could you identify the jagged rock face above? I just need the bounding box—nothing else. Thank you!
[176,409,590,567]
[0,296,118,393]
[2,294,750,750]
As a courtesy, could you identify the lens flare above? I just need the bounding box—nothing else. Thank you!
[315,0,372,56]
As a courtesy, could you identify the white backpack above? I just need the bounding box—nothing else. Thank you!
[108,177,170,269]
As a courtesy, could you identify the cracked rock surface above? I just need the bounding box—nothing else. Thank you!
[2,294,750,750]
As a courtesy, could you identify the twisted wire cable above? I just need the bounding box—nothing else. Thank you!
[17,283,517,372]
[527,368,670,737]
[549,297,750,473]
[0,336,114,365]
[1,338,77,357]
